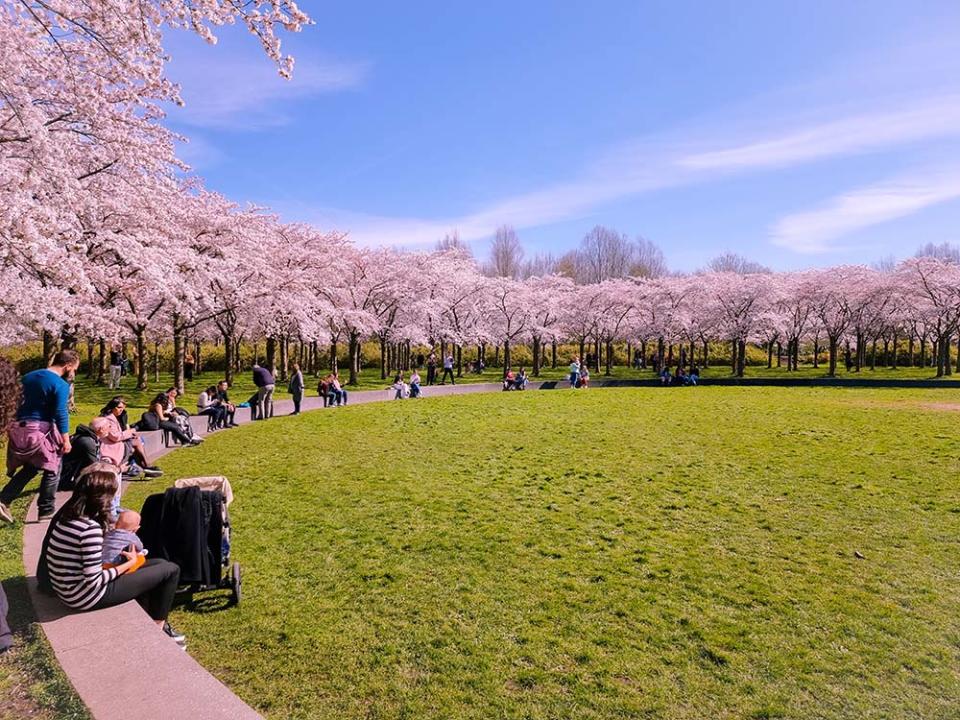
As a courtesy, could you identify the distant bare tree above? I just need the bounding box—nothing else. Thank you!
[436,230,472,256]
[554,250,580,281]
[631,236,667,278]
[706,251,771,274]
[484,225,525,278]
[915,242,960,263]
[872,254,897,272]
[521,252,558,279]
[579,225,634,283]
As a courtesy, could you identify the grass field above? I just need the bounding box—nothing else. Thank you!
[114,386,960,720]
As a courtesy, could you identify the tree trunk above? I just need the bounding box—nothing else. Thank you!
[153,341,160,383]
[813,338,820,369]
[731,339,738,374]
[194,339,203,375]
[130,328,145,390]
[279,335,289,382]
[578,339,585,365]
[503,340,511,377]
[869,339,877,371]
[223,331,235,385]
[86,338,95,379]
[605,339,613,376]
[42,330,56,365]
[532,337,541,376]
[330,341,338,373]
[767,341,773,369]
[551,340,557,369]
[456,345,463,377]
[348,334,359,385]
[97,338,107,384]
[266,337,277,379]
[828,337,838,377]
[736,339,746,377]
[380,337,388,380]
[173,323,185,394]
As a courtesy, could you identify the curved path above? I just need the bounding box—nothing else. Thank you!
[19,380,545,720]
[19,374,960,719]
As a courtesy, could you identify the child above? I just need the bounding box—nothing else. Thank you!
[409,370,422,398]
[102,510,145,566]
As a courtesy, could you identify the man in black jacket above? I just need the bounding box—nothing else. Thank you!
[59,417,111,490]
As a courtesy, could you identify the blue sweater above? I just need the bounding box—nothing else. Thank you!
[18,369,70,434]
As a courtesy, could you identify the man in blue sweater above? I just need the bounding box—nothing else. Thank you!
[0,350,80,523]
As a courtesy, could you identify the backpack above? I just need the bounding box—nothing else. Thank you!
[136,410,160,432]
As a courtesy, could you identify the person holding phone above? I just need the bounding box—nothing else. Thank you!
[37,463,186,646]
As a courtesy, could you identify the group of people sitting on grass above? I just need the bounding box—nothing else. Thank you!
[659,365,700,386]
[502,367,529,391]
[0,351,186,651]
[391,371,422,399]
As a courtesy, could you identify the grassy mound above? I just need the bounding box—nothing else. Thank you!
[123,387,960,719]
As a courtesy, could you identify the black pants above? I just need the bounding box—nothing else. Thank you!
[159,419,193,445]
[426,367,436,385]
[92,559,180,622]
[292,390,303,413]
[1,464,59,516]
[441,368,455,384]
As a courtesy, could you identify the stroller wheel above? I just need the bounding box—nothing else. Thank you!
[231,561,242,605]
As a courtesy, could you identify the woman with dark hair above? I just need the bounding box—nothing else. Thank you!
[99,397,162,477]
[38,464,185,645]
[0,356,21,652]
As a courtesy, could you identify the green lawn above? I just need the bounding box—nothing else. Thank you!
[118,386,960,720]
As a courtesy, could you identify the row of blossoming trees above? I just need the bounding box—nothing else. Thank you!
[5,2,960,392]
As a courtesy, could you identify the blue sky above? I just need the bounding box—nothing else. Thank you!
[163,1,960,271]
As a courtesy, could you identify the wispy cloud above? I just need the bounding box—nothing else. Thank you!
[292,92,960,249]
[166,43,368,130]
[679,95,960,171]
[770,167,960,254]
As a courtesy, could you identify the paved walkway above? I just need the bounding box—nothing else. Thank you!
[19,379,548,720]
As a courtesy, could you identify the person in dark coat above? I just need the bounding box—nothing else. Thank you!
[288,363,305,415]
[59,418,112,491]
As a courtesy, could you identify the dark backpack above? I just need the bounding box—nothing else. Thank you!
[136,410,160,432]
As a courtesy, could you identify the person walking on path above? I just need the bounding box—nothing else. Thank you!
[0,350,80,524]
[440,353,455,385]
[288,363,305,415]
[252,363,275,420]
[426,353,437,386]
[108,342,123,390]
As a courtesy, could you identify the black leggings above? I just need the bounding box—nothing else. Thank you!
[93,558,180,621]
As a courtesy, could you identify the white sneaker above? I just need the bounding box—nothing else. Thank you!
[0,502,12,523]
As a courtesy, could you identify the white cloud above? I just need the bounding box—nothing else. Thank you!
[770,168,960,254]
[679,95,960,171]
[166,44,368,130]
[294,93,960,250]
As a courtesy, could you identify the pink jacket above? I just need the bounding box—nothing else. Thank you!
[99,413,133,467]
[7,421,62,474]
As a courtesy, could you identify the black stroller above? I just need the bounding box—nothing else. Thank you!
[138,480,242,606]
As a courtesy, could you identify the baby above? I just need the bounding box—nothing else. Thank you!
[102,510,145,566]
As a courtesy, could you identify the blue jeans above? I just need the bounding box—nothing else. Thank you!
[569,372,579,388]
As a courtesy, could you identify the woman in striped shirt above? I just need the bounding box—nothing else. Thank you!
[39,464,185,645]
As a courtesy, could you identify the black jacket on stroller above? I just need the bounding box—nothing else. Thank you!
[139,486,223,586]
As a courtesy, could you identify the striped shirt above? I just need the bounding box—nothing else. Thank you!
[45,517,118,609]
